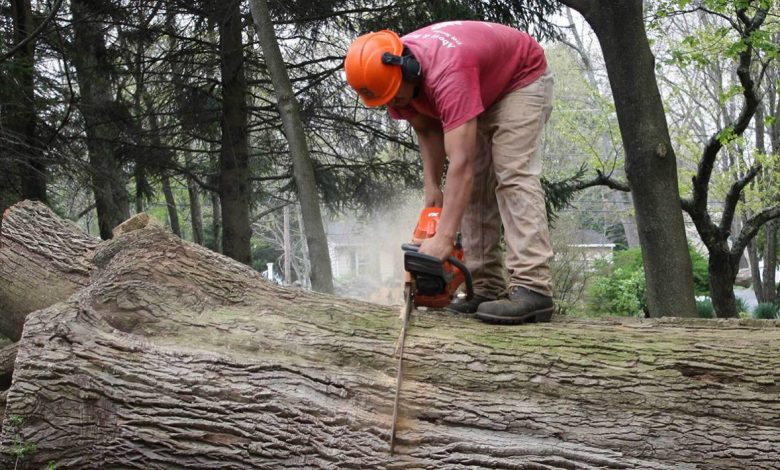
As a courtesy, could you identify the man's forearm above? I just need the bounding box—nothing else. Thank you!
[437,119,477,240]
[421,143,445,191]
[437,155,473,239]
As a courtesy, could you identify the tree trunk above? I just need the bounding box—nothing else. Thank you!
[0,0,47,231]
[210,188,222,253]
[565,11,639,249]
[161,176,182,238]
[1,201,779,468]
[747,233,765,302]
[283,204,292,284]
[187,173,204,245]
[562,0,697,318]
[217,0,252,266]
[135,165,146,214]
[248,0,334,294]
[0,201,98,340]
[762,221,778,304]
[8,0,47,204]
[708,249,741,318]
[70,0,131,239]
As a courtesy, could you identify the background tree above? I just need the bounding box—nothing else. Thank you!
[249,0,334,293]
[0,0,61,231]
[649,0,779,317]
[558,0,698,318]
[69,0,132,239]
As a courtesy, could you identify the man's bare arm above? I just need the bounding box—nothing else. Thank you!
[418,118,476,260]
[409,114,446,207]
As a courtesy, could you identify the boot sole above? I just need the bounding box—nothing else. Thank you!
[475,307,554,325]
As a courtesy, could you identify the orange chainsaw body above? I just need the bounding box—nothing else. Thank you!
[405,207,467,308]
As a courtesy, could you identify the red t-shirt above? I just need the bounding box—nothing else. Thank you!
[388,21,547,132]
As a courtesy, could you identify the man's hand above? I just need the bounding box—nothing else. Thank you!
[419,232,454,261]
[424,186,443,208]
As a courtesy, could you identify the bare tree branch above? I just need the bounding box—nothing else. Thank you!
[733,205,780,255]
[0,0,64,64]
[719,164,762,235]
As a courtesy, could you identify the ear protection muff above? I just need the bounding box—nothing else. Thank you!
[381,50,421,83]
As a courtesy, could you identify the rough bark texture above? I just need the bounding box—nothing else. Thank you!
[0,201,98,340]
[187,174,204,245]
[561,0,697,318]
[1,201,779,469]
[0,343,18,391]
[708,250,741,318]
[217,0,252,265]
[162,176,182,238]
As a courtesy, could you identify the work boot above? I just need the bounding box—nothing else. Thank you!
[475,287,554,324]
[445,294,495,314]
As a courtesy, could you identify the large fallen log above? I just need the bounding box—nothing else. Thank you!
[0,201,98,340]
[0,201,779,469]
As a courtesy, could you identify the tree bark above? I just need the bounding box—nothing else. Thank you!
[70,0,131,239]
[0,343,19,391]
[187,173,204,246]
[0,201,98,340]
[0,343,17,428]
[161,176,182,238]
[8,0,47,204]
[217,0,252,266]
[1,201,779,469]
[560,0,697,318]
[283,204,292,284]
[210,187,222,253]
[708,250,741,318]
[248,0,334,294]
[747,233,765,302]
[762,220,778,304]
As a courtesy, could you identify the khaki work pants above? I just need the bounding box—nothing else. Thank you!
[461,68,554,298]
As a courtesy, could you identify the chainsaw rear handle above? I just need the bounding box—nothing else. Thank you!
[401,243,474,301]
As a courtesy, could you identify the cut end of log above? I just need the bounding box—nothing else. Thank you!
[112,213,157,237]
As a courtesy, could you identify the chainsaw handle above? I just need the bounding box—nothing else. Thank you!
[401,244,474,301]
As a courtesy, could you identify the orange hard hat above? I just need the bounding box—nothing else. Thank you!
[344,30,403,107]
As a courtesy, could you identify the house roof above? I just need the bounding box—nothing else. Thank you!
[570,229,615,247]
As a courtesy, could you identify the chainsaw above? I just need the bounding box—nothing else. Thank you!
[390,207,473,454]
[403,206,474,308]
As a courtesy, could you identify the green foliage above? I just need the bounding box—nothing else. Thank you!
[7,415,23,427]
[587,266,646,317]
[586,244,709,316]
[540,163,588,227]
[5,414,38,467]
[753,302,779,319]
[689,246,710,295]
[696,298,714,318]
[360,0,563,41]
[735,297,750,315]
[12,441,37,460]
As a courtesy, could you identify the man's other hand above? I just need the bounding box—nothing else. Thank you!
[424,186,444,208]
[419,232,454,261]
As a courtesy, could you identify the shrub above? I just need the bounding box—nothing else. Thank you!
[584,244,710,317]
[587,267,646,317]
[689,246,710,296]
[696,298,714,318]
[753,303,779,320]
[735,297,750,316]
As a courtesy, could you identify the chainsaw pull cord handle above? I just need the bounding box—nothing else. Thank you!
[401,243,474,301]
